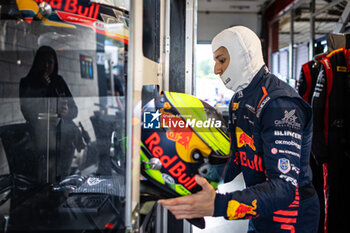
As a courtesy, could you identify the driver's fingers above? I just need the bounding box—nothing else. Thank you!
[158,195,194,206]
[163,204,193,212]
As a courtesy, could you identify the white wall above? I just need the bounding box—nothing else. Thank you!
[197,12,260,43]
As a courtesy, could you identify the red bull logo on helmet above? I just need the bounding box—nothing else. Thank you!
[227,199,258,220]
[167,131,193,150]
[236,127,256,151]
[164,113,193,149]
[161,113,212,163]
[144,132,197,190]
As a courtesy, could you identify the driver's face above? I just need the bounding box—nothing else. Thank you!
[213,46,230,76]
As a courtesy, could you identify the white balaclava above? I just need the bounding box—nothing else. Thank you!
[211,26,265,93]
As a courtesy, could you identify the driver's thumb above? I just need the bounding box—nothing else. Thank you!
[195,175,211,190]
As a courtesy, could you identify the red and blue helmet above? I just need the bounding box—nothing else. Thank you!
[141,91,231,197]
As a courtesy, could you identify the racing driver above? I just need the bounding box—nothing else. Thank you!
[158,26,320,233]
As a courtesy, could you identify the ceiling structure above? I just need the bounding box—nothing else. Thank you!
[276,0,349,49]
[197,0,272,13]
[198,0,350,49]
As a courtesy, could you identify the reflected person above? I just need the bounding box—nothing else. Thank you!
[19,46,83,181]
[113,49,126,110]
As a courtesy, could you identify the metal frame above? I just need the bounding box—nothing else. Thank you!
[289,8,295,80]
[268,0,350,81]
[185,0,197,95]
[162,205,168,233]
[163,0,171,91]
[268,0,308,80]
[312,0,344,18]
[126,0,143,232]
[157,1,171,228]
[309,0,315,59]
[333,0,350,33]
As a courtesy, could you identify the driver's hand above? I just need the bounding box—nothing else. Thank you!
[158,175,216,219]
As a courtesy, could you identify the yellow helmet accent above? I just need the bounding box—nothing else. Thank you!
[163,91,230,157]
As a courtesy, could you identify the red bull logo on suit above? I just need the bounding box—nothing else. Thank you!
[236,127,256,151]
[227,199,258,220]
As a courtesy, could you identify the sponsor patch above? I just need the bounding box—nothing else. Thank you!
[291,164,300,174]
[274,130,301,140]
[279,174,297,187]
[331,119,344,128]
[161,173,175,184]
[274,109,301,130]
[227,199,257,220]
[256,96,271,118]
[243,115,254,126]
[224,77,231,85]
[337,66,347,72]
[232,102,239,111]
[236,127,256,151]
[274,140,301,150]
[278,149,300,158]
[238,152,264,172]
[231,113,237,124]
[278,158,291,174]
[324,59,331,70]
[87,177,103,186]
[271,148,278,155]
[245,104,256,114]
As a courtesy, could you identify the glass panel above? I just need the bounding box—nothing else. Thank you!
[0,0,128,232]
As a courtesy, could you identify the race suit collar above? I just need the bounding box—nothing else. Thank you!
[235,65,267,99]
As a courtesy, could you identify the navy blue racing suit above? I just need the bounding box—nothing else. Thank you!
[213,67,320,233]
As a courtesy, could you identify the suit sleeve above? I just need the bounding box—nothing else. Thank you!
[213,98,309,220]
[222,151,242,183]
[311,65,328,164]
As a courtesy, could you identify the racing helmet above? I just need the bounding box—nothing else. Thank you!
[141,91,231,197]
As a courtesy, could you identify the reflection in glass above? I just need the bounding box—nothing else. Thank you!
[0,1,128,232]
